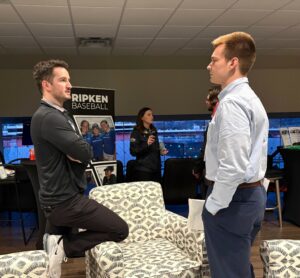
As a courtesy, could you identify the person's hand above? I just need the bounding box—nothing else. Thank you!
[160,148,168,155]
[147,135,155,145]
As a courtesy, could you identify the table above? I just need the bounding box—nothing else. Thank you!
[279,148,300,226]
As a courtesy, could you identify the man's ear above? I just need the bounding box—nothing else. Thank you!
[229,57,239,70]
[41,80,50,91]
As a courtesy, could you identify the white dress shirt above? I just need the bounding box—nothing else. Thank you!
[205,77,269,215]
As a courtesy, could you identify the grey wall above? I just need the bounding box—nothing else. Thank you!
[0,57,299,116]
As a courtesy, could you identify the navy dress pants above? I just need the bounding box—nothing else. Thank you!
[202,185,266,278]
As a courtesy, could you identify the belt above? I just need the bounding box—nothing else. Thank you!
[207,180,263,189]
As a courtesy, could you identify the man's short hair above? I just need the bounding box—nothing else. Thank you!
[100,120,108,125]
[33,59,69,94]
[212,32,256,75]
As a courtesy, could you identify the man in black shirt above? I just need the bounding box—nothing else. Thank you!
[31,60,128,278]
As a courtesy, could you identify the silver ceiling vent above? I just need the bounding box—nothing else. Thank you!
[78,37,113,48]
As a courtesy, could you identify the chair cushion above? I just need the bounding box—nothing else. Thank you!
[260,240,300,277]
[0,250,48,278]
[121,238,200,277]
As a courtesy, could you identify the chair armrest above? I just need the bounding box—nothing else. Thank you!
[260,239,300,277]
[162,210,205,264]
[86,241,124,278]
[0,250,48,277]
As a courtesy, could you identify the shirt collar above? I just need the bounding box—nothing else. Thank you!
[41,98,66,113]
[218,77,249,101]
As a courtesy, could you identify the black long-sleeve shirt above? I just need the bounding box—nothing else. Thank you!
[130,127,161,173]
[31,101,92,207]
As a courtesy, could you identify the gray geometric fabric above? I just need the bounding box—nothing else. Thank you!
[86,181,207,278]
[0,250,48,278]
[260,239,300,277]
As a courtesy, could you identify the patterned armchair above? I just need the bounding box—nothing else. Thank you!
[0,250,48,277]
[260,239,300,277]
[86,181,207,278]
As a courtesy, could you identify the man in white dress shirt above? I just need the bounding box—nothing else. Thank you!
[202,32,269,278]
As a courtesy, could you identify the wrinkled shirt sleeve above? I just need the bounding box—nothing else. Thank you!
[205,100,251,215]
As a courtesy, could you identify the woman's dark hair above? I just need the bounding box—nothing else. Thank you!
[135,107,156,133]
[208,86,221,107]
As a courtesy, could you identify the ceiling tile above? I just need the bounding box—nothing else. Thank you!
[180,0,237,9]
[150,38,189,48]
[257,10,300,26]
[118,25,161,38]
[44,47,77,55]
[78,47,111,55]
[0,23,30,36]
[114,38,152,47]
[158,26,204,38]
[28,24,73,37]
[185,38,211,48]
[0,4,22,23]
[122,8,174,25]
[38,37,75,47]
[280,0,300,10]
[232,0,291,10]
[168,9,224,26]
[15,5,71,24]
[0,36,37,47]
[273,26,300,38]
[176,48,211,56]
[126,0,181,9]
[70,0,125,7]
[11,0,67,6]
[6,47,43,54]
[112,47,145,55]
[212,10,272,26]
[145,47,178,55]
[197,26,248,38]
[72,7,122,25]
[75,24,117,37]
[247,26,286,39]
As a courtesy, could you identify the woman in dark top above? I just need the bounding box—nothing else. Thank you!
[130,107,168,183]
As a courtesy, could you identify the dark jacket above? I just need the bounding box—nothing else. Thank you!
[193,125,208,175]
[31,101,92,207]
[130,127,161,173]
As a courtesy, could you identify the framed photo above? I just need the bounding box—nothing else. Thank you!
[85,168,100,188]
[93,162,117,186]
[73,115,116,164]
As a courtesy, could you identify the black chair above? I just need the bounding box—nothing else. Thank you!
[22,160,46,250]
[0,157,37,245]
[116,160,124,183]
[162,158,198,205]
[125,160,137,182]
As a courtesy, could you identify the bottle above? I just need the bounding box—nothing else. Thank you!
[0,162,7,179]
[29,148,35,161]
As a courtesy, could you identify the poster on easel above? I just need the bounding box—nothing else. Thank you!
[64,87,116,187]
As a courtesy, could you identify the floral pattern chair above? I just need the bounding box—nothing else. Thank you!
[260,239,300,277]
[0,250,48,277]
[86,181,209,278]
